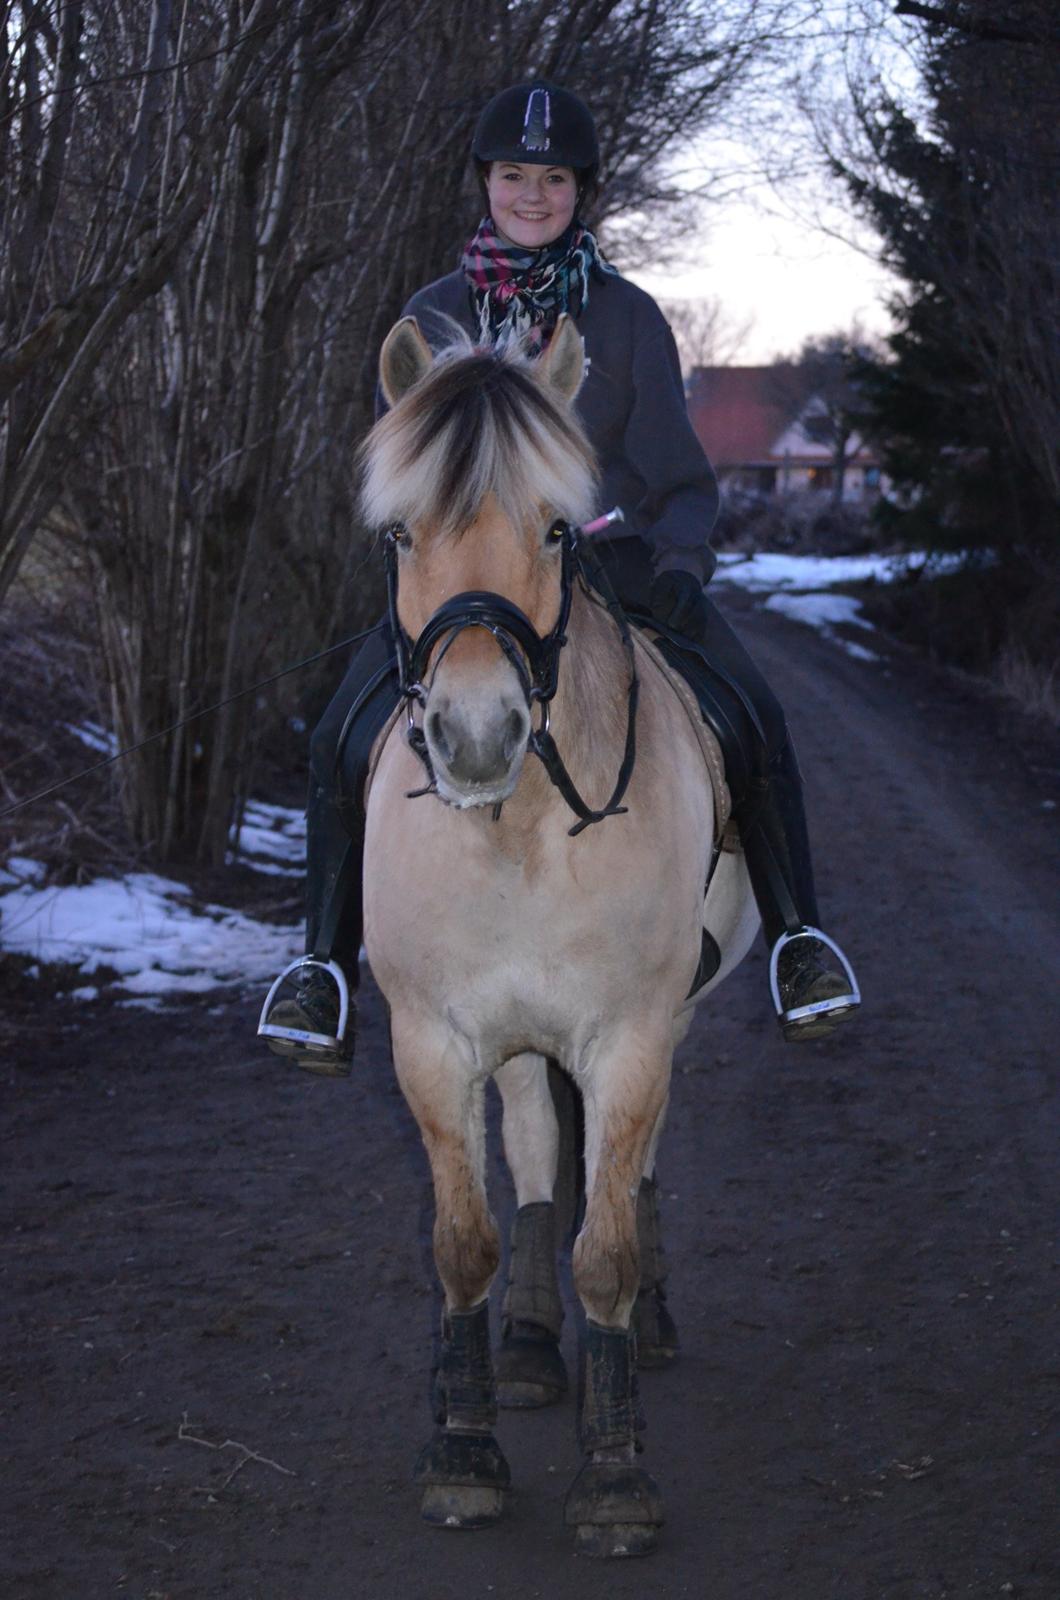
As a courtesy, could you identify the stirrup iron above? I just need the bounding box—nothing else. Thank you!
[257,957,351,1050]
[768,927,861,1029]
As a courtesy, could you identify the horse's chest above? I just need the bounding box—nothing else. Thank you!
[365,805,691,1032]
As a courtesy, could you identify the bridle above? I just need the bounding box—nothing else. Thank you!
[383,513,639,836]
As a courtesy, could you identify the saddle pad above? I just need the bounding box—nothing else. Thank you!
[631,625,738,851]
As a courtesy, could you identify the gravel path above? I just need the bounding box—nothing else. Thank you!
[4,596,1058,1600]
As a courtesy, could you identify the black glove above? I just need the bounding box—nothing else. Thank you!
[649,569,710,643]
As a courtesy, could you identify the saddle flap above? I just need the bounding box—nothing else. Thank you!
[628,624,734,848]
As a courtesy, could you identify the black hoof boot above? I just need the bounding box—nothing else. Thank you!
[567,1322,663,1557]
[495,1321,568,1408]
[496,1202,567,1409]
[417,1301,510,1529]
[631,1287,680,1369]
[565,1460,664,1558]
[414,1429,511,1529]
[631,1177,680,1369]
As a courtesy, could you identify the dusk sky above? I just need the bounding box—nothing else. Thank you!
[632,197,897,364]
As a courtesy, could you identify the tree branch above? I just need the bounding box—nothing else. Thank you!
[893,2,1060,48]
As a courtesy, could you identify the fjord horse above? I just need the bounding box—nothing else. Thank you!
[359,316,758,1555]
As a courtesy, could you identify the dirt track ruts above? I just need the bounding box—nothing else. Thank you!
[3,591,1058,1600]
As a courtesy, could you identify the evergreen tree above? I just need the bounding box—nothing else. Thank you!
[837,4,1059,568]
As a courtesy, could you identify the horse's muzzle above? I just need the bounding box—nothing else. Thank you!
[424,686,532,807]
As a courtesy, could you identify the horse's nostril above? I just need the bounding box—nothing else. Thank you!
[426,710,451,764]
[502,707,529,762]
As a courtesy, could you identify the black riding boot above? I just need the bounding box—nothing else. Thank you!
[738,738,859,1040]
[260,626,398,1074]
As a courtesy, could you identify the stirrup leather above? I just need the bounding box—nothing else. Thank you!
[257,957,351,1050]
[768,927,861,1029]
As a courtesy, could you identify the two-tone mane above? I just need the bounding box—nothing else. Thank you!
[359,334,598,537]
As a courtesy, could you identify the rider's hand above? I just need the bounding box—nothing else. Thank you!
[649,569,709,642]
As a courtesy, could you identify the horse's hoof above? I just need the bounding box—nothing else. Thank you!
[632,1288,680,1370]
[572,1520,660,1558]
[565,1461,664,1558]
[413,1429,510,1529]
[495,1330,568,1408]
[420,1483,505,1529]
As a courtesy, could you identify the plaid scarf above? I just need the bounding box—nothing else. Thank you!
[461,217,615,350]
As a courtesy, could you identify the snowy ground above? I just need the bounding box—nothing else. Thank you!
[1,801,305,1006]
[1,552,930,1000]
[714,549,913,663]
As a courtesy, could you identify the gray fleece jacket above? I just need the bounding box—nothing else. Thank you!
[400,269,719,584]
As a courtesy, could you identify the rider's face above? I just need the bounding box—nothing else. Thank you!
[486,162,578,250]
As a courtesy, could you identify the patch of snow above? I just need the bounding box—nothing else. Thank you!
[64,720,118,755]
[229,800,305,877]
[0,856,47,888]
[714,552,903,592]
[763,592,873,631]
[70,986,99,1002]
[0,870,301,999]
[763,591,880,662]
[714,549,971,593]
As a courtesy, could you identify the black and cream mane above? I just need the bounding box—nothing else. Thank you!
[359,333,598,537]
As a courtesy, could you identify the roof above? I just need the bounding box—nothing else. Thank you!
[686,365,877,468]
[686,366,812,467]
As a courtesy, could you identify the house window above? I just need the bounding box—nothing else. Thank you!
[807,466,833,491]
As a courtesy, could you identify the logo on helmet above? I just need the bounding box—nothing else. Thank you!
[521,88,551,153]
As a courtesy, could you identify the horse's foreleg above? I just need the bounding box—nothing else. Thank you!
[391,1015,510,1529]
[632,1095,681,1368]
[566,1030,670,1558]
[493,1053,568,1408]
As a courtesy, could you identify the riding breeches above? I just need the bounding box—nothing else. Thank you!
[302,541,820,969]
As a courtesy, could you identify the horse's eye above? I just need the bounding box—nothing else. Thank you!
[386,524,412,551]
[546,521,566,545]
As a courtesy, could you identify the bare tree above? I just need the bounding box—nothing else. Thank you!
[658,296,757,373]
[4,0,808,866]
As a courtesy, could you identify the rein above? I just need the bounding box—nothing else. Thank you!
[384,515,639,837]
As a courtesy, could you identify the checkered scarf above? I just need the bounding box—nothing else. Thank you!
[461,217,615,350]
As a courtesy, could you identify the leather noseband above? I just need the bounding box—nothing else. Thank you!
[383,520,638,835]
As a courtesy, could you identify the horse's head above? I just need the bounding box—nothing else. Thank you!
[360,316,598,809]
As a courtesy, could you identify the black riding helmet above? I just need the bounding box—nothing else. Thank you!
[472,80,599,193]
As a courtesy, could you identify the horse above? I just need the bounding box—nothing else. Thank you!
[358,314,759,1557]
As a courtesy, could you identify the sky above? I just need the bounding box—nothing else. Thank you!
[630,199,898,365]
[627,8,917,367]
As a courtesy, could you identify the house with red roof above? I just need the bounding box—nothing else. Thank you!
[686,366,885,502]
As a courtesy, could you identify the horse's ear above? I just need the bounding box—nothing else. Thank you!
[538,314,585,404]
[380,317,433,406]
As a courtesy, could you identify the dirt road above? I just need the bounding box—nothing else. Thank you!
[4,595,1058,1600]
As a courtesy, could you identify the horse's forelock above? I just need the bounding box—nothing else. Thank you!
[359,343,598,537]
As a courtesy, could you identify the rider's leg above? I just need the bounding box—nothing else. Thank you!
[585,538,857,1037]
[696,596,859,1040]
[262,625,399,1073]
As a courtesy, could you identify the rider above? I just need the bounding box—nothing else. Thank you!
[261,80,860,1074]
